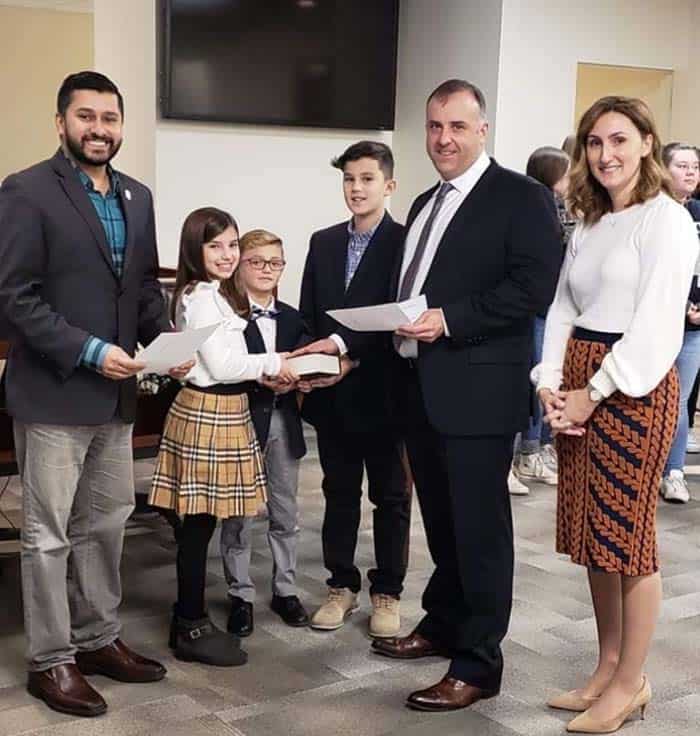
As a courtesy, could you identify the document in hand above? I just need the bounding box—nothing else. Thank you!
[326,295,427,332]
[287,354,340,377]
[136,323,219,375]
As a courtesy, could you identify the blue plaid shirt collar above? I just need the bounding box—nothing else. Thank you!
[346,217,380,244]
[74,164,120,199]
[344,217,381,288]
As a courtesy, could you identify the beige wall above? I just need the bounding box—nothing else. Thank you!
[494,0,697,172]
[93,0,156,190]
[669,0,700,145]
[574,64,674,141]
[0,5,93,180]
[391,0,503,221]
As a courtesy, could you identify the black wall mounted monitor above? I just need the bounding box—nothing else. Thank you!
[161,0,399,130]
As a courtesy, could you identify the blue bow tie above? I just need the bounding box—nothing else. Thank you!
[250,305,280,321]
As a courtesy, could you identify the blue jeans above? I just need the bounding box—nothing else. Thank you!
[665,330,700,473]
[522,316,551,451]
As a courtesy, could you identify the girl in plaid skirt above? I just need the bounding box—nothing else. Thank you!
[149,207,297,667]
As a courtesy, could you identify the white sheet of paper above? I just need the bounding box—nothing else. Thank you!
[327,295,427,332]
[136,323,219,375]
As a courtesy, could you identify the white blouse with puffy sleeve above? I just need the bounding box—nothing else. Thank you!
[176,281,281,387]
[535,192,698,398]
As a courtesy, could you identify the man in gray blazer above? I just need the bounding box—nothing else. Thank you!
[0,71,191,718]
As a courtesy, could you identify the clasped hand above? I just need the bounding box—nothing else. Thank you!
[539,387,599,437]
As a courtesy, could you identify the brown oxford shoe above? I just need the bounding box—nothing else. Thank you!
[406,675,499,712]
[371,629,448,659]
[27,663,107,717]
[76,638,166,683]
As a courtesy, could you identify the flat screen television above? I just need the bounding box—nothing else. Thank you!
[160,0,400,130]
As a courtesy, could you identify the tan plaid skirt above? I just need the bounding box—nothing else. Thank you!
[148,386,267,518]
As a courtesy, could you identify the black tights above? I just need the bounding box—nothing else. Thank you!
[176,513,217,620]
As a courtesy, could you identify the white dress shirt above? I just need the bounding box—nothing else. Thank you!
[535,192,698,397]
[397,150,491,357]
[178,281,281,387]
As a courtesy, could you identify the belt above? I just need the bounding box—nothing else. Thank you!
[572,327,623,347]
[185,382,250,396]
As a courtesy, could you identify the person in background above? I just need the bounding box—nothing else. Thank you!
[149,208,297,667]
[537,97,697,733]
[688,148,700,451]
[562,134,577,158]
[510,146,573,494]
[220,229,310,637]
[658,142,700,503]
[0,71,193,718]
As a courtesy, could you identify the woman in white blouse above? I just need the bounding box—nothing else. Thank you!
[535,98,697,733]
[149,207,296,668]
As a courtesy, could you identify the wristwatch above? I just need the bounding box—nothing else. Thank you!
[586,382,604,403]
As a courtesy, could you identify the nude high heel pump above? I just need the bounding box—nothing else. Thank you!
[546,689,598,712]
[566,676,651,734]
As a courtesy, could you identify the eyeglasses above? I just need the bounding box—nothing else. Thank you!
[241,257,286,271]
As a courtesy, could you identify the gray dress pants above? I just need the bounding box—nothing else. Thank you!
[14,420,134,671]
[220,409,300,601]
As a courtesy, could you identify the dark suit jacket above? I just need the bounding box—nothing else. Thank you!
[299,211,404,433]
[0,151,169,424]
[244,301,307,459]
[394,160,561,437]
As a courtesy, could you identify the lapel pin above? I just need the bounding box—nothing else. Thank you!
[125,189,132,201]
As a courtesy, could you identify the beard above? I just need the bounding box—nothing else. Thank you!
[63,126,122,168]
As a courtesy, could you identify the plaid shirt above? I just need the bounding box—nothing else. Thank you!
[69,157,127,370]
[344,218,380,289]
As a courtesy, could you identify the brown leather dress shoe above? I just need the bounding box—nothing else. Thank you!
[371,629,447,659]
[27,663,107,717]
[406,675,499,711]
[75,638,166,683]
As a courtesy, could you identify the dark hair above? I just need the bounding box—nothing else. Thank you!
[427,79,487,118]
[171,207,240,322]
[57,71,124,118]
[561,135,576,158]
[661,142,700,168]
[331,140,394,178]
[526,146,570,190]
[568,96,671,225]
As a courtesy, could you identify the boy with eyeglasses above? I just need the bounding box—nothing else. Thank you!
[220,229,310,635]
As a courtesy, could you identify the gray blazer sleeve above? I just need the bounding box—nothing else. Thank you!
[0,175,88,380]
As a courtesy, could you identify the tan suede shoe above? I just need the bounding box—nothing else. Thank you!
[369,594,400,638]
[310,588,358,630]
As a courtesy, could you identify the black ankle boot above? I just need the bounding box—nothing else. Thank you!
[227,596,254,637]
[170,609,247,667]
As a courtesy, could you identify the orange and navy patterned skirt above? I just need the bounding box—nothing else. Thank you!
[556,327,679,576]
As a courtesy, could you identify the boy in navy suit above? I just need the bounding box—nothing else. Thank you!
[220,229,309,635]
[296,142,409,637]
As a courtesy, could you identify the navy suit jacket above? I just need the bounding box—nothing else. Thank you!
[392,160,561,436]
[299,211,404,433]
[0,151,169,424]
[244,301,307,459]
